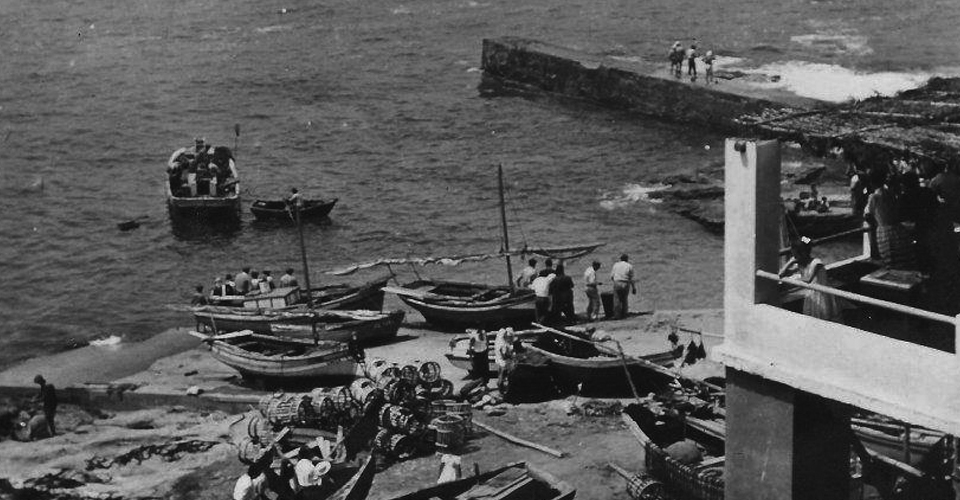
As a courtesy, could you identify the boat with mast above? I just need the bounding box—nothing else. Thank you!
[330,165,603,330]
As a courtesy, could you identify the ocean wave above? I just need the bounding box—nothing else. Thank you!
[744,61,929,102]
[599,183,670,210]
[90,335,122,347]
[791,33,873,57]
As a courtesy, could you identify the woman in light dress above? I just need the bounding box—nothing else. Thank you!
[779,239,845,322]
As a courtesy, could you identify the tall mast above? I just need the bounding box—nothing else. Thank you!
[294,202,319,344]
[498,164,515,291]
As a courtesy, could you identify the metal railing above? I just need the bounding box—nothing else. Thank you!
[755,269,956,326]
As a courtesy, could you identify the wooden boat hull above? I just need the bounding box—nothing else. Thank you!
[525,344,675,395]
[204,333,359,381]
[387,461,574,500]
[327,455,376,500]
[166,155,241,223]
[270,310,405,344]
[853,422,943,467]
[392,280,536,330]
[251,198,338,222]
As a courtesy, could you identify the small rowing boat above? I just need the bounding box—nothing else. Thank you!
[188,330,359,382]
[251,198,338,222]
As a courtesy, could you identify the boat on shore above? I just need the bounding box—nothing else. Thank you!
[165,142,241,222]
[331,165,602,331]
[251,198,338,222]
[188,330,360,381]
[386,461,575,500]
[324,455,377,500]
[195,307,404,343]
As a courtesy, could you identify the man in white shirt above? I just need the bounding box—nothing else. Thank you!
[583,261,602,321]
[609,254,636,319]
[516,258,538,288]
[233,464,268,500]
[294,449,332,494]
[530,269,556,324]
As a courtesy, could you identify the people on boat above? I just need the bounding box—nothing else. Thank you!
[864,168,915,269]
[549,264,576,325]
[610,254,637,319]
[233,463,269,500]
[260,270,275,292]
[211,275,237,296]
[235,267,252,295]
[516,258,538,288]
[583,261,603,321]
[191,285,209,306]
[287,188,304,211]
[436,451,463,484]
[530,269,556,324]
[703,50,716,84]
[280,268,299,288]
[778,238,846,322]
[33,375,57,437]
[249,271,261,295]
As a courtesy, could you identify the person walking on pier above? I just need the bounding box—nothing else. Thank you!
[686,43,699,81]
[610,254,637,319]
[583,260,602,321]
[33,375,57,436]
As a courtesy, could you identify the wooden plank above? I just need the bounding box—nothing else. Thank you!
[473,420,566,458]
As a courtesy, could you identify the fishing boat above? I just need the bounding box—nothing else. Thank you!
[524,327,676,395]
[386,461,575,500]
[324,455,377,500]
[269,309,405,344]
[165,140,241,222]
[330,165,602,330]
[251,198,338,222]
[188,330,360,381]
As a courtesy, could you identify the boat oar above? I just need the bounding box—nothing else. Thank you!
[473,419,566,458]
[117,215,149,231]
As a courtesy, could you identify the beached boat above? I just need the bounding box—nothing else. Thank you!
[251,198,338,222]
[188,330,359,381]
[325,455,376,500]
[330,165,602,331]
[524,328,676,395]
[386,461,575,500]
[196,307,403,343]
[165,143,241,222]
[621,403,725,500]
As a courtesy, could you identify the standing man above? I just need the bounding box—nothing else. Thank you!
[686,43,699,81]
[34,375,57,436]
[235,267,252,295]
[530,269,555,324]
[467,329,490,382]
[549,264,576,325]
[516,258,538,288]
[610,254,637,319]
[583,261,602,321]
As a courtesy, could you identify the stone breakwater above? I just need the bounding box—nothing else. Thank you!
[481,37,960,232]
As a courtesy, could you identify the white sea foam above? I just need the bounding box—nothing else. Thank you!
[90,335,122,347]
[599,183,669,210]
[255,25,292,34]
[791,33,872,56]
[745,61,929,102]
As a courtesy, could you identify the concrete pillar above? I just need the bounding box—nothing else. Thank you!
[726,369,851,500]
[723,139,782,340]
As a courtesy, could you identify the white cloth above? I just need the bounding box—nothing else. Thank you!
[295,459,330,488]
[233,473,266,500]
[530,274,555,298]
[610,261,634,284]
[583,266,598,287]
[437,453,462,484]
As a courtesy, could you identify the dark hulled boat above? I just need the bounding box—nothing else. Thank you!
[165,143,241,223]
[251,198,338,222]
[386,461,575,500]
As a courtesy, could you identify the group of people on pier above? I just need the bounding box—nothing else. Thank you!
[668,39,717,84]
[192,266,301,304]
[517,254,638,324]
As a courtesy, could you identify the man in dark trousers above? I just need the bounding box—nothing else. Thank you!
[34,375,57,436]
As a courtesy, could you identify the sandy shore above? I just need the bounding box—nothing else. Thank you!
[0,307,723,500]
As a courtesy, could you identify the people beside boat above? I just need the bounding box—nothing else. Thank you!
[493,328,516,390]
[33,375,57,437]
[233,463,269,500]
[280,268,299,288]
[293,448,332,497]
[191,285,209,306]
[467,329,490,382]
[610,254,637,319]
[530,269,556,324]
[668,41,684,78]
[549,264,576,325]
[778,238,846,322]
[864,168,915,269]
[235,267,253,295]
[583,261,602,321]
[516,258,538,288]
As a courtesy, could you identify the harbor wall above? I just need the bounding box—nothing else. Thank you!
[481,37,789,133]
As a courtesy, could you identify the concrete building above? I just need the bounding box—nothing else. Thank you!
[713,139,960,500]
